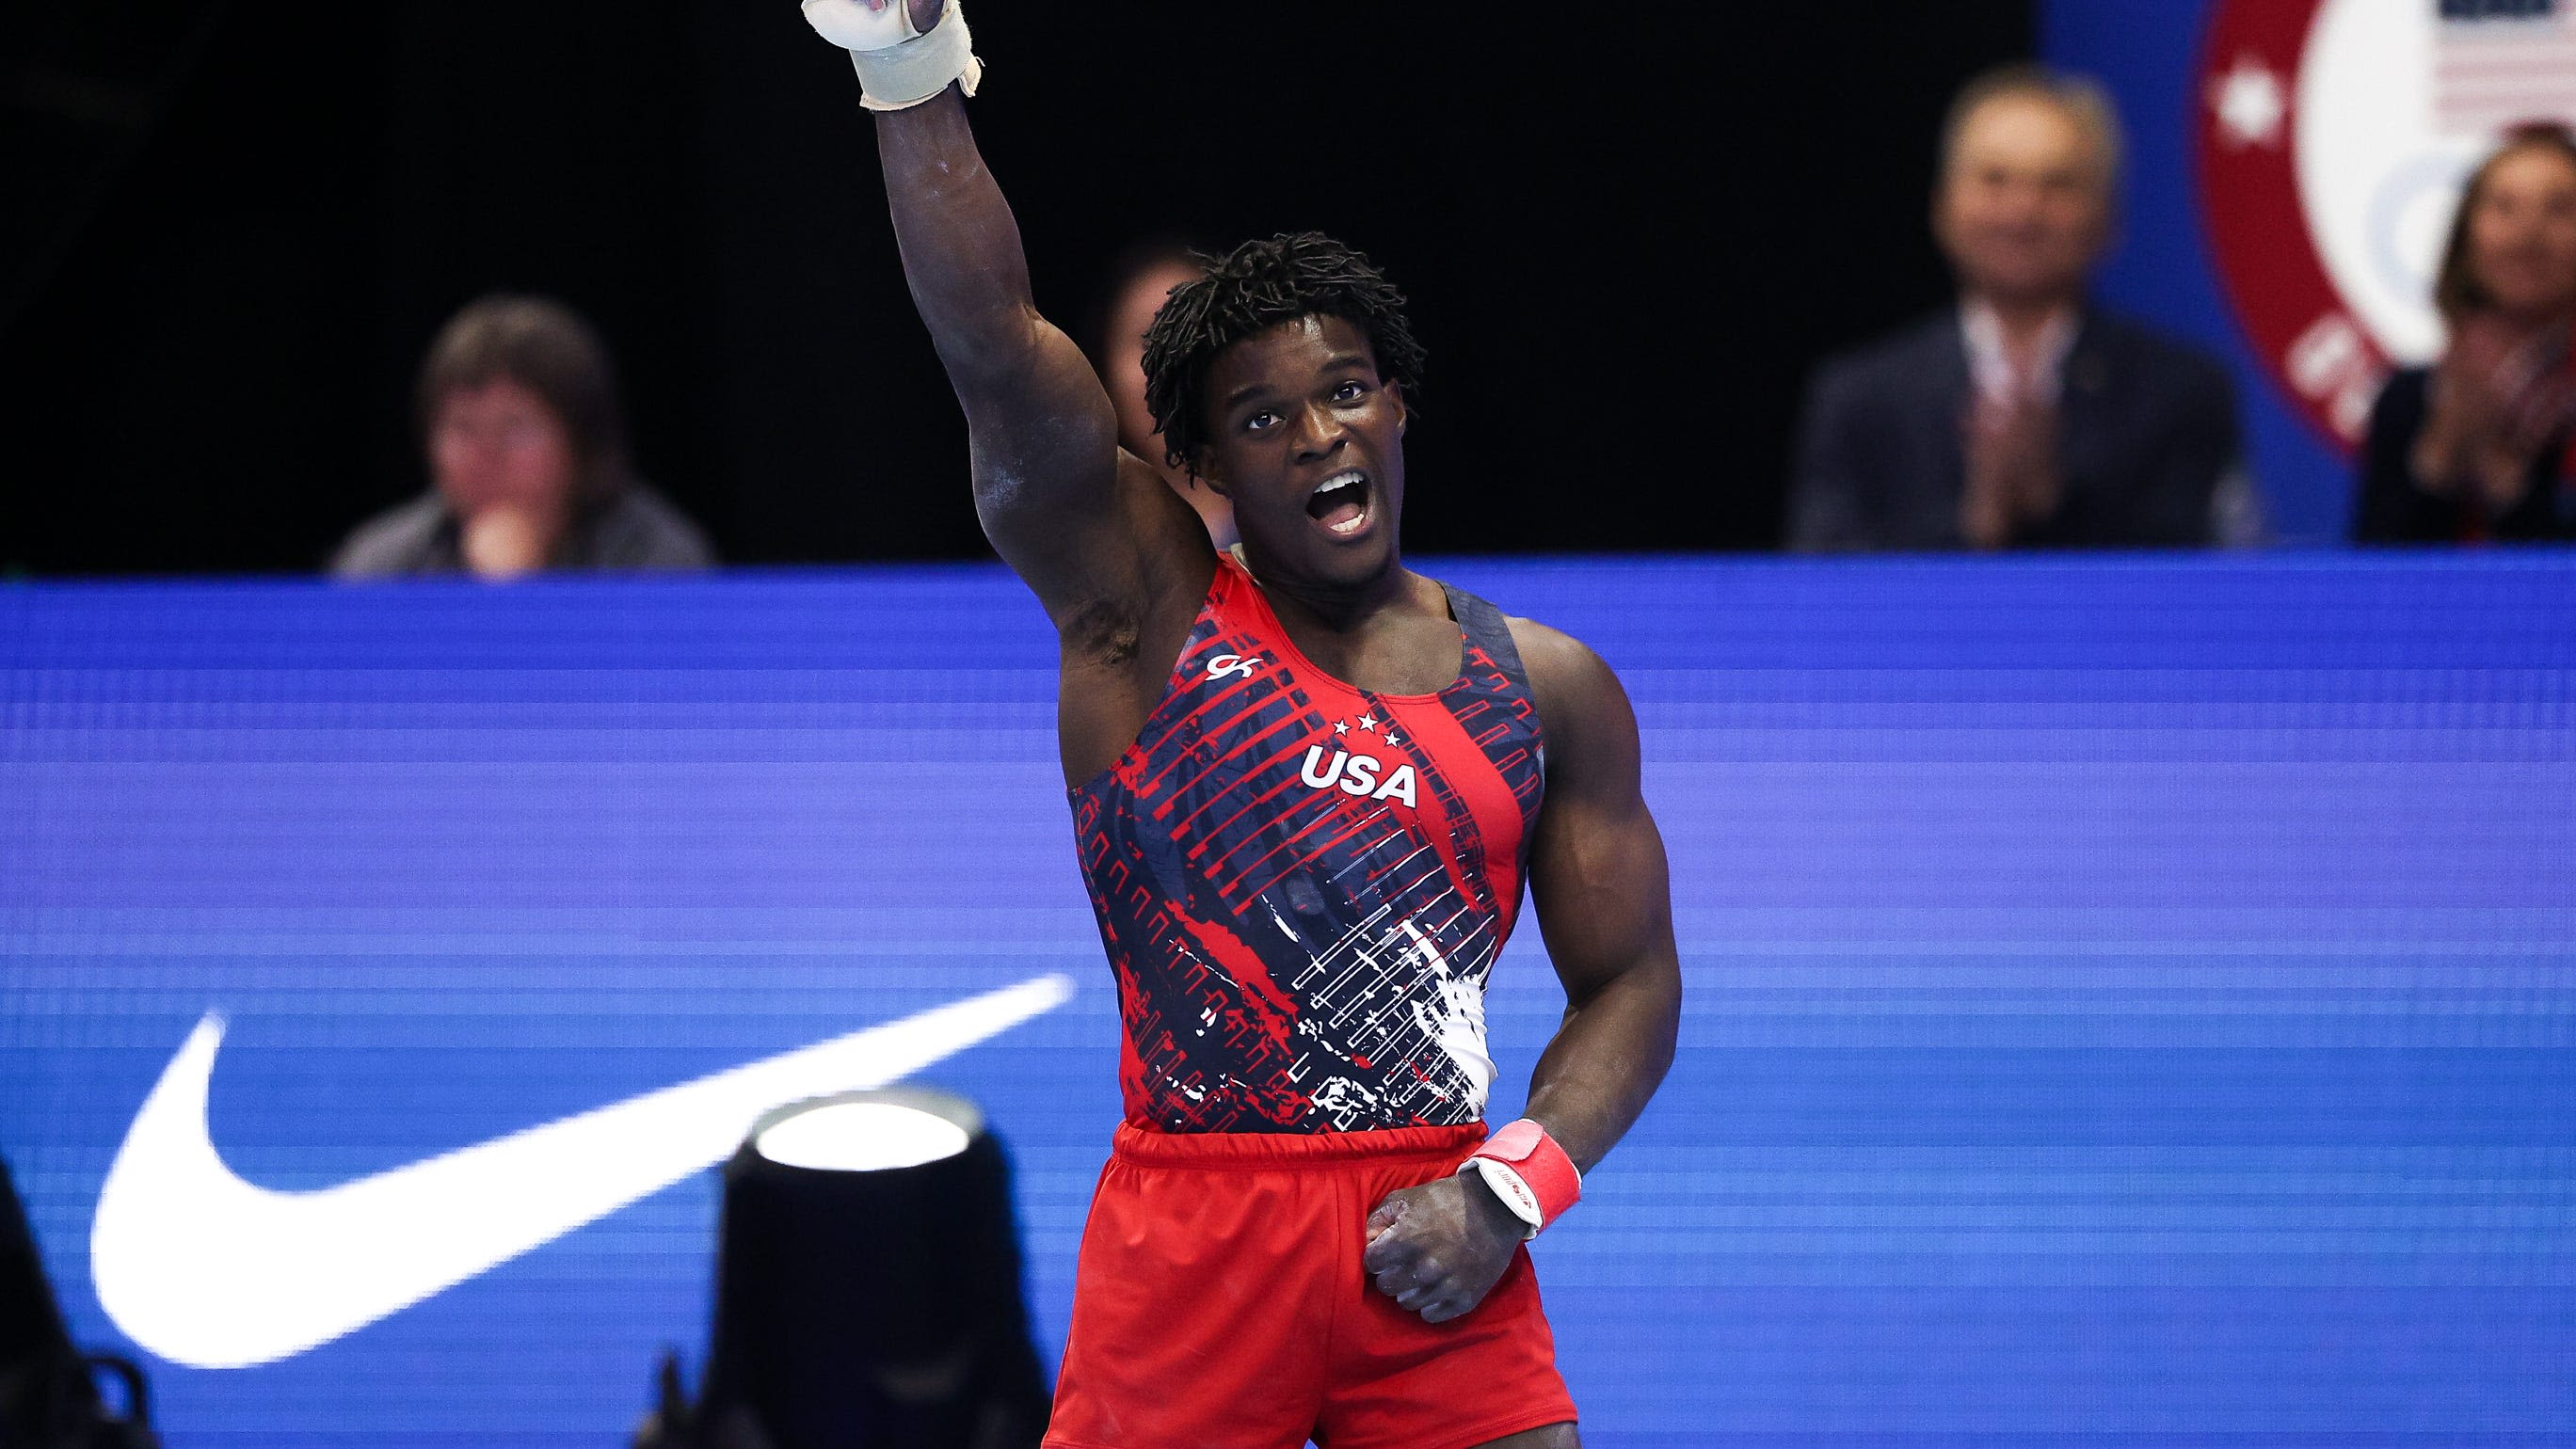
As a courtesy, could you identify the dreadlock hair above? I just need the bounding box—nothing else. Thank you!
[1139,231,1427,475]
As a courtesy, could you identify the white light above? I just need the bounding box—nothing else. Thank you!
[755,1101,972,1172]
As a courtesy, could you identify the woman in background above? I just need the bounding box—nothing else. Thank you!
[334,295,714,578]
[2355,124,2576,544]
[1082,240,1238,552]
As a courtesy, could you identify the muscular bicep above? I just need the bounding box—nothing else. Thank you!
[956,319,1206,623]
[872,93,1205,625]
[1516,626,1677,1004]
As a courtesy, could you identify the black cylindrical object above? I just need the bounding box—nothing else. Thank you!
[696,1088,1048,1449]
[2,1154,160,1449]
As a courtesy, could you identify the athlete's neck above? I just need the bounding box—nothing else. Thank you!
[1243,555,1425,635]
[1250,564,1459,697]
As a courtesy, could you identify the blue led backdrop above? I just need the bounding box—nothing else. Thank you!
[4,556,2573,1444]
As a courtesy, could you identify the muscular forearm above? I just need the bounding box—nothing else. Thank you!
[1519,955,1680,1175]
[1361,956,1675,1325]
[873,89,1044,387]
[828,3,1135,597]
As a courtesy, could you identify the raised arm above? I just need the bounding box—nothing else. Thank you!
[811,0,1208,627]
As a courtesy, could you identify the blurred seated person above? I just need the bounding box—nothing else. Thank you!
[2355,122,2576,545]
[334,295,714,578]
[1083,239,1237,551]
[1789,65,2247,551]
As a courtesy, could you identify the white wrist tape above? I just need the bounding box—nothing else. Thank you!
[799,0,983,112]
[1462,1157,1547,1240]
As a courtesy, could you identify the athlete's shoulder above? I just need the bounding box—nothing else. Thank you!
[1500,615,1636,755]
[1501,614,1597,681]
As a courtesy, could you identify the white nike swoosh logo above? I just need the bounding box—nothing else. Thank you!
[89,974,1075,1370]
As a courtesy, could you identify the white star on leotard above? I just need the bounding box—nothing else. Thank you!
[1357,712,1380,733]
[1383,731,1400,747]
[1334,720,1349,735]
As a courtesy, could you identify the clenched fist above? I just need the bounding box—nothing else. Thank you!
[1362,1170,1524,1324]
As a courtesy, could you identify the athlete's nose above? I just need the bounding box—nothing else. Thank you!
[1291,401,1346,462]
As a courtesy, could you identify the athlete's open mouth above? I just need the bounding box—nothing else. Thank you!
[1306,470,1371,536]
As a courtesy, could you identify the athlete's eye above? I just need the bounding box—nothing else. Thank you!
[1244,410,1279,433]
[1332,380,1368,403]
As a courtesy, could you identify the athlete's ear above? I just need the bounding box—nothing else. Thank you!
[1387,382,1406,434]
[1192,450,1234,499]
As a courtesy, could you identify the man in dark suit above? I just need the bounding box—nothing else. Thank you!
[1789,66,2248,552]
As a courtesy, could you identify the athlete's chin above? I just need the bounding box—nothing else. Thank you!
[1245,521,1399,587]
[1286,536,1399,594]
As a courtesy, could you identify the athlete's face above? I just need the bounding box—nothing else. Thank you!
[1195,315,1408,594]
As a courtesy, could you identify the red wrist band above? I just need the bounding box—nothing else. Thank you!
[1458,1118,1582,1239]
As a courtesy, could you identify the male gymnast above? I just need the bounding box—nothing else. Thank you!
[799,5,1684,1445]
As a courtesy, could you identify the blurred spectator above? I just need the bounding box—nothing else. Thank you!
[1083,240,1238,551]
[2354,123,2576,545]
[1788,65,2248,551]
[334,295,714,578]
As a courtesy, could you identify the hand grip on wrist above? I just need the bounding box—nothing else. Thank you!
[1457,1119,1581,1240]
[799,0,983,112]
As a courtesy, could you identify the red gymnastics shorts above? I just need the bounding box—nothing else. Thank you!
[1042,1122,1577,1449]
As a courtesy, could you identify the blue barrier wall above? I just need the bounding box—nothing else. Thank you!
[4,557,2572,1443]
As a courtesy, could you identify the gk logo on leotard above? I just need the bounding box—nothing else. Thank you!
[1208,653,1264,681]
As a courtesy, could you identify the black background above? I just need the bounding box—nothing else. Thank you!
[1,3,2030,575]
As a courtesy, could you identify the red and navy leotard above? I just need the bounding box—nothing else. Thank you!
[1070,554,1546,1133]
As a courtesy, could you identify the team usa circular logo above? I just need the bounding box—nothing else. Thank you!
[2196,0,2576,450]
